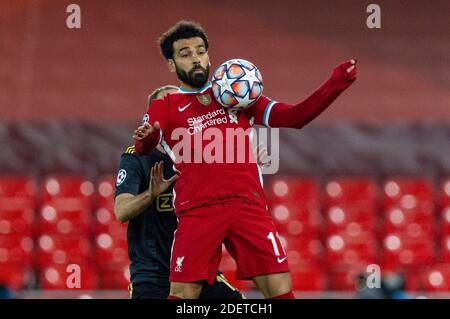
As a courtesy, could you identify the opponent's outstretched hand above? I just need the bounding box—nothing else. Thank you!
[148,161,179,199]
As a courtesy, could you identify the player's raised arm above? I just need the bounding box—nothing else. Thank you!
[253,60,357,129]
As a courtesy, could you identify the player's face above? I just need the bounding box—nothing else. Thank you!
[169,37,210,89]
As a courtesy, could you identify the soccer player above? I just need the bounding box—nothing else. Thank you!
[133,21,357,299]
[114,85,244,299]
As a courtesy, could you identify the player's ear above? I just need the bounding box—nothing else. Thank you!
[167,59,176,73]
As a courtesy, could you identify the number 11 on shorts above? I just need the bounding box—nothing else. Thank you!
[267,232,286,257]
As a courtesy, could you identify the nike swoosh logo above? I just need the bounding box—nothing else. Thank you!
[277,257,287,263]
[178,102,192,112]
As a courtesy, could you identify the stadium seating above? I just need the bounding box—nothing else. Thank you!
[325,231,378,267]
[419,264,450,292]
[439,235,450,263]
[96,175,116,209]
[94,232,128,266]
[36,234,93,267]
[382,177,435,210]
[0,234,34,266]
[324,178,377,209]
[268,177,320,206]
[98,263,130,290]
[1,174,450,293]
[381,232,435,270]
[0,264,35,290]
[270,204,322,237]
[37,205,92,237]
[39,263,98,290]
[325,205,377,234]
[328,263,371,291]
[0,208,35,237]
[41,175,95,203]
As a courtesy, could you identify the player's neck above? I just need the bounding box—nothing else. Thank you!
[179,81,211,93]
[179,82,196,91]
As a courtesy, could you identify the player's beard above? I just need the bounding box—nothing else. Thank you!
[175,63,210,89]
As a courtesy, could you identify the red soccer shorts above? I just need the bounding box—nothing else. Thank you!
[169,199,290,284]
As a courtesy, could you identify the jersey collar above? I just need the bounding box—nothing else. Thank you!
[177,82,211,94]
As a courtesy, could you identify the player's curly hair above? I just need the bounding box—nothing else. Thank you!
[159,20,209,60]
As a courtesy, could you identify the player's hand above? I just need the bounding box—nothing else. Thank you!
[148,161,179,199]
[331,59,358,90]
[255,143,271,168]
[133,121,160,141]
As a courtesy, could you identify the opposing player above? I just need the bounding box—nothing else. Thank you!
[114,85,244,299]
[133,21,357,299]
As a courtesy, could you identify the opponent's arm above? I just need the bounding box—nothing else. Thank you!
[114,161,179,222]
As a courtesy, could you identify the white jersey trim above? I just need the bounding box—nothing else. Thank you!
[262,100,277,128]
[177,82,212,94]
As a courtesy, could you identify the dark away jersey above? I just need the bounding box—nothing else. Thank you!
[114,147,177,285]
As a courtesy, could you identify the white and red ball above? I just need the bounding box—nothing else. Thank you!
[212,59,263,109]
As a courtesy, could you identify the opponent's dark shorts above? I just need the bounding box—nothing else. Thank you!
[129,273,244,299]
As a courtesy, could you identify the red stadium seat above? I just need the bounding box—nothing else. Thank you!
[382,206,435,237]
[419,264,450,292]
[381,232,435,270]
[328,263,370,291]
[268,177,322,238]
[98,263,130,290]
[268,177,319,205]
[94,233,128,266]
[0,264,35,290]
[325,205,377,233]
[383,207,435,237]
[0,235,34,266]
[0,177,36,225]
[96,175,116,209]
[440,205,450,237]
[0,176,36,199]
[325,231,378,267]
[41,175,94,208]
[324,177,377,208]
[280,235,326,291]
[0,208,35,237]
[39,263,98,290]
[37,204,91,236]
[279,234,323,267]
[36,234,93,267]
[439,235,450,263]
[93,206,125,237]
[270,203,322,237]
[439,178,450,207]
[290,266,326,291]
[382,177,435,210]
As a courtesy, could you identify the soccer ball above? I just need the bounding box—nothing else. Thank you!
[211,59,263,109]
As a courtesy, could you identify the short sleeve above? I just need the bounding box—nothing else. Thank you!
[114,154,145,197]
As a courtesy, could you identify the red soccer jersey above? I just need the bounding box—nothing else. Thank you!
[137,60,357,213]
[142,82,276,213]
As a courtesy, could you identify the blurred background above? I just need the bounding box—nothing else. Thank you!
[0,0,449,298]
